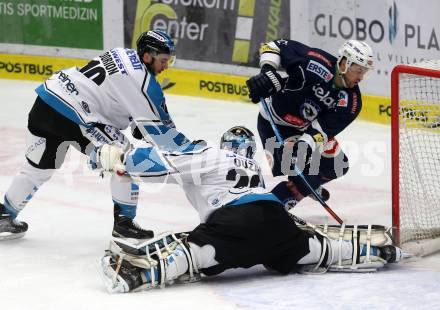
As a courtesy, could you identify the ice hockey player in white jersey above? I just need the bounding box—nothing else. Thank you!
[94,126,405,293]
[0,30,197,240]
[94,126,267,223]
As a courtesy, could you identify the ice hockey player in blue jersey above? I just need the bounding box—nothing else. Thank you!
[0,30,193,240]
[246,39,374,209]
[93,126,404,293]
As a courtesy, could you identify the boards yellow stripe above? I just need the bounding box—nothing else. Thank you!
[0,53,394,124]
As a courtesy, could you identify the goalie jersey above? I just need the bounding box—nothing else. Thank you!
[35,48,196,153]
[260,39,362,143]
[124,146,280,222]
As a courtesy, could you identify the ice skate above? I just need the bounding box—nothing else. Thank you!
[378,245,403,263]
[112,216,154,240]
[0,202,28,240]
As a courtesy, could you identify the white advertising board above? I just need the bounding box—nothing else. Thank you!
[292,0,440,96]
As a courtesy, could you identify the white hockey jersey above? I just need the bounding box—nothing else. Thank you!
[124,146,281,222]
[35,48,195,153]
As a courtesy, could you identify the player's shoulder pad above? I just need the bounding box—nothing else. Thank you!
[120,48,145,73]
[259,41,280,55]
[334,86,362,116]
[302,48,337,83]
[259,41,283,69]
[306,48,337,68]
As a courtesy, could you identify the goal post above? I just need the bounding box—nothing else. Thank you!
[391,61,440,256]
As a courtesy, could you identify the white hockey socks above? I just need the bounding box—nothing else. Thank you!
[111,174,139,219]
[4,161,54,217]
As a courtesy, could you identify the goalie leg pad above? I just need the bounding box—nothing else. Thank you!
[299,224,402,273]
[100,232,201,293]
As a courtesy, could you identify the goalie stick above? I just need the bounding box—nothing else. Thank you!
[259,97,343,224]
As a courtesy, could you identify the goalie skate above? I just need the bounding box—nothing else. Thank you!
[99,254,152,293]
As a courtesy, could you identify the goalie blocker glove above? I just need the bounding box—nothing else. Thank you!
[246,64,284,103]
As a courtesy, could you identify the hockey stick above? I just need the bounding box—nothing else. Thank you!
[259,97,344,224]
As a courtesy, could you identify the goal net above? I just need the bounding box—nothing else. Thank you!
[391,60,440,256]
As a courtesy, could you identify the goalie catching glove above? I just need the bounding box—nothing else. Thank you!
[246,64,284,103]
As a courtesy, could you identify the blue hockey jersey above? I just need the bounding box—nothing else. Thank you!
[260,40,362,144]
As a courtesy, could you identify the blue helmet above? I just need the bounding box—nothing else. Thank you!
[136,30,176,59]
[220,126,256,159]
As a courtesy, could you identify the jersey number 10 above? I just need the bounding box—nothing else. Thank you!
[79,60,106,86]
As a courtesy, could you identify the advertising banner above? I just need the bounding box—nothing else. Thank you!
[0,0,103,50]
[303,0,440,97]
[0,53,87,81]
[124,0,290,67]
[157,67,249,101]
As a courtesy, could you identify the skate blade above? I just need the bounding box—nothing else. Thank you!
[111,233,153,243]
[0,232,25,241]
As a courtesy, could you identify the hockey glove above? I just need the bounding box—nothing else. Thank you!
[98,144,126,175]
[271,181,300,211]
[246,65,284,103]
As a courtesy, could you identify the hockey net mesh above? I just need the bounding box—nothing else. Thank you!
[397,60,440,252]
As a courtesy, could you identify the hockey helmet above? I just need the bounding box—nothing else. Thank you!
[337,40,374,74]
[220,126,257,159]
[136,30,176,66]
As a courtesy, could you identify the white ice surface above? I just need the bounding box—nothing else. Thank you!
[0,79,439,310]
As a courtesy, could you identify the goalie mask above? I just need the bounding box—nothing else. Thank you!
[220,126,256,159]
[337,40,374,75]
[137,30,176,67]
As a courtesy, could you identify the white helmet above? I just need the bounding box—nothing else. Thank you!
[337,40,374,74]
